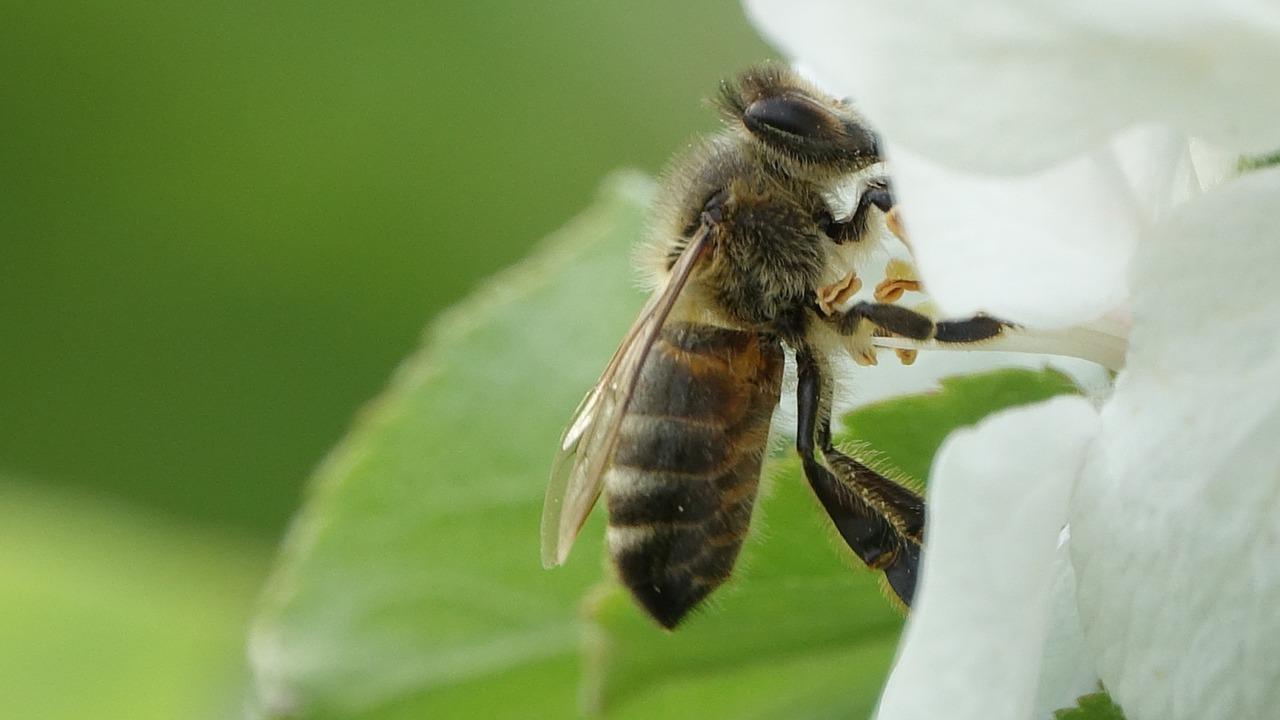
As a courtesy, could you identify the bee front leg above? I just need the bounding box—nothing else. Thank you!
[819,178,893,244]
[831,302,1011,346]
[794,345,921,606]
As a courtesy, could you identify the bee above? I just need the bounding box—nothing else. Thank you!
[540,65,1007,629]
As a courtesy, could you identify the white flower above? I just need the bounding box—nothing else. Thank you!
[746,1,1280,718]
[1071,171,1280,719]
[878,396,1100,719]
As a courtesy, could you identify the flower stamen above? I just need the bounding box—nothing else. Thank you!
[875,258,922,302]
[817,270,862,315]
[885,206,910,248]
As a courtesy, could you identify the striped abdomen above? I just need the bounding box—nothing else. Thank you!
[605,322,784,628]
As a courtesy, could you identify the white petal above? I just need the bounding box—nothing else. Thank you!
[1070,167,1280,719]
[877,396,1099,720]
[1188,139,1239,193]
[888,126,1190,327]
[1126,167,1280,378]
[745,0,1280,172]
[1032,530,1102,719]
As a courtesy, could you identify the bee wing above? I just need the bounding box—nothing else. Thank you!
[539,293,656,568]
[541,225,713,568]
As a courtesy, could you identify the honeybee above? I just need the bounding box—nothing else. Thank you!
[541,65,1007,629]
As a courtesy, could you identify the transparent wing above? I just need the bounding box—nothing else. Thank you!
[540,225,712,567]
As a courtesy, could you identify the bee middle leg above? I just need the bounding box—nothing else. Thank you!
[795,345,923,606]
[832,302,1010,346]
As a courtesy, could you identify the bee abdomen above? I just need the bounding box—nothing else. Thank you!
[607,452,760,527]
[606,456,760,628]
[605,322,782,628]
[613,416,731,476]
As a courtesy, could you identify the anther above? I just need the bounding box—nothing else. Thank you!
[817,271,863,315]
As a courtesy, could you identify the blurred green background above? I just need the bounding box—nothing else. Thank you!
[0,2,769,717]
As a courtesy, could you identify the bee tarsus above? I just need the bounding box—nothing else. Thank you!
[822,177,894,245]
[933,315,1012,343]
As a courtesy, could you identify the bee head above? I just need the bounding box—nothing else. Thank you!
[717,64,881,174]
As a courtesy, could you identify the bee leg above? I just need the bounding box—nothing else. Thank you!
[813,359,924,605]
[851,179,894,227]
[834,302,1010,346]
[814,432,923,545]
[819,179,893,244]
[795,345,922,606]
[934,315,1010,343]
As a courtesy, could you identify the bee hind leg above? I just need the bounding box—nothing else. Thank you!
[817,394,925,607]
[794,345,923,606]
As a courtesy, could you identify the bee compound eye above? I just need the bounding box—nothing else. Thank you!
[743,94,835,140]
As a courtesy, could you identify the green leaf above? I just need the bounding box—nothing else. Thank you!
[248,171,1082,719]
[248,172,657,719]
[584,368,1080,718]
[0,478,268,720]
[1054,691,1127,720]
